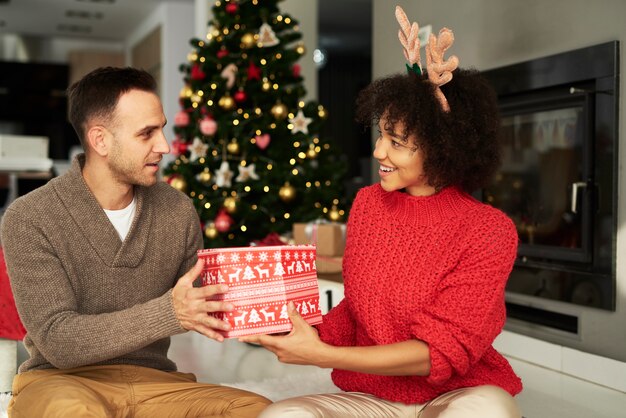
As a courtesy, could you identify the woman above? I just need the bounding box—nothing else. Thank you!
[241,8,523,418]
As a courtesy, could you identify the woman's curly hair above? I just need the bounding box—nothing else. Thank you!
[355,68,501,192]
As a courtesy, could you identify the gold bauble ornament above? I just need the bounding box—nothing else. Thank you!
[169,176,187,192]
[328,206,341,222]
[197,169,212,183]
[271,102,288,120]
[218,94,235,110]
[227,140,240,154]
[179,85,193,98]
[278,183,296,203]
[306,147,317,159]
[223,196,238,213]
[204,223,219,239]
[241,33,256,48]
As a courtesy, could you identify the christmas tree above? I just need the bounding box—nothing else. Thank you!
[164,0,349,248]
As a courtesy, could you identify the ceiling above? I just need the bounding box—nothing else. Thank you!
[0,0,371,53]
[0,0,190,41]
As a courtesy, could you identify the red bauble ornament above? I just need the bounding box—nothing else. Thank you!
[199,117,218,136]
[247,61,261,81]
[292,64,301,78]
[171,138,188,156]
[233,89,247,103]
[225,3,238,14]
[217,49,229,59]
[214,210,234,233]
[190,64,206,80]
[174,110,190,127]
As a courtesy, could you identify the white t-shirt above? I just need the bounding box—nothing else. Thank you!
[103,196,137,241]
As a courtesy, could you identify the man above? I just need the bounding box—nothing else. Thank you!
[1,67,271,417]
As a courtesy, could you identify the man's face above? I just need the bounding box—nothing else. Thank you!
[106,89,170,187]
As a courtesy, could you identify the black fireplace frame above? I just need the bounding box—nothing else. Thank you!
[482,41,619,311]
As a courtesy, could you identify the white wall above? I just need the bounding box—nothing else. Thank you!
[0,34,123,64]
[373,0,626,362]
[126,1,195,160]
[281,0,318,102]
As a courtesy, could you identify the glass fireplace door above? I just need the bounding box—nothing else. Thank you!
[484,95,593,263]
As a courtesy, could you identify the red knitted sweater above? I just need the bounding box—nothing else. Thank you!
[317,184,523,404]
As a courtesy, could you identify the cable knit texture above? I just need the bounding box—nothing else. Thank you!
[1,155,202,373]
[317,184,522,404]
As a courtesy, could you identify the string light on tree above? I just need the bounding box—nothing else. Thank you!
[163,0,348,248]
[278,182,296,202]
[223,196,238,213]
[205,222,219,239]
[329,206,342,222]
[271,102,288,119]
[241,33,256,49]
[218,94,235,110]
[168,175,187,192]
[196,168,212,184]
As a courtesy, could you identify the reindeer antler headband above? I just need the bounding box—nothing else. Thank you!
[395,6,459,112]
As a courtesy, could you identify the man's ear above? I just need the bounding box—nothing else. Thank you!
[86,125,109,157]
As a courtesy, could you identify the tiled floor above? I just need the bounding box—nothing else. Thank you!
[170,326,626,418]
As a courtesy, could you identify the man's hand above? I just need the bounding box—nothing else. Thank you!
[172,258,234,342]
[239,302,332,366]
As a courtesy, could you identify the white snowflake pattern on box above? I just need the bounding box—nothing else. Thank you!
[198,245,321,338]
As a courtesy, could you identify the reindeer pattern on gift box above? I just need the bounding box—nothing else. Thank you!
[226,298,320,327]
[203,247,317,285]
[200,246,322,335]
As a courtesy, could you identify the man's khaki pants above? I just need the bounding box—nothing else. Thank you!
[8,364,271,418]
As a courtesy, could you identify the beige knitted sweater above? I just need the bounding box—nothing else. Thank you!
[1,155,203,373]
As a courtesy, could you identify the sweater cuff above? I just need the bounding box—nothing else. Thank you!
[145,289,187,339]
[425,345,452,385]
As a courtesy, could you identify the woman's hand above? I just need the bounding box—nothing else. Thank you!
[242,302,431,375]
[240,301,332,367]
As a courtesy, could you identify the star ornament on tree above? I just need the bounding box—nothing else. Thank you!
[215,161,234,188]
[236,164,260,182]
[289,110,312,134]
[189,137,209,161]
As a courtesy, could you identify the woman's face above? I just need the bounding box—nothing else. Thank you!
[372,116,436,197]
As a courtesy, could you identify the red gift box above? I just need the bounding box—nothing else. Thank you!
[198,245,323,338]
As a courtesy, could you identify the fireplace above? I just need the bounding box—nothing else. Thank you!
[482,41,622,360]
